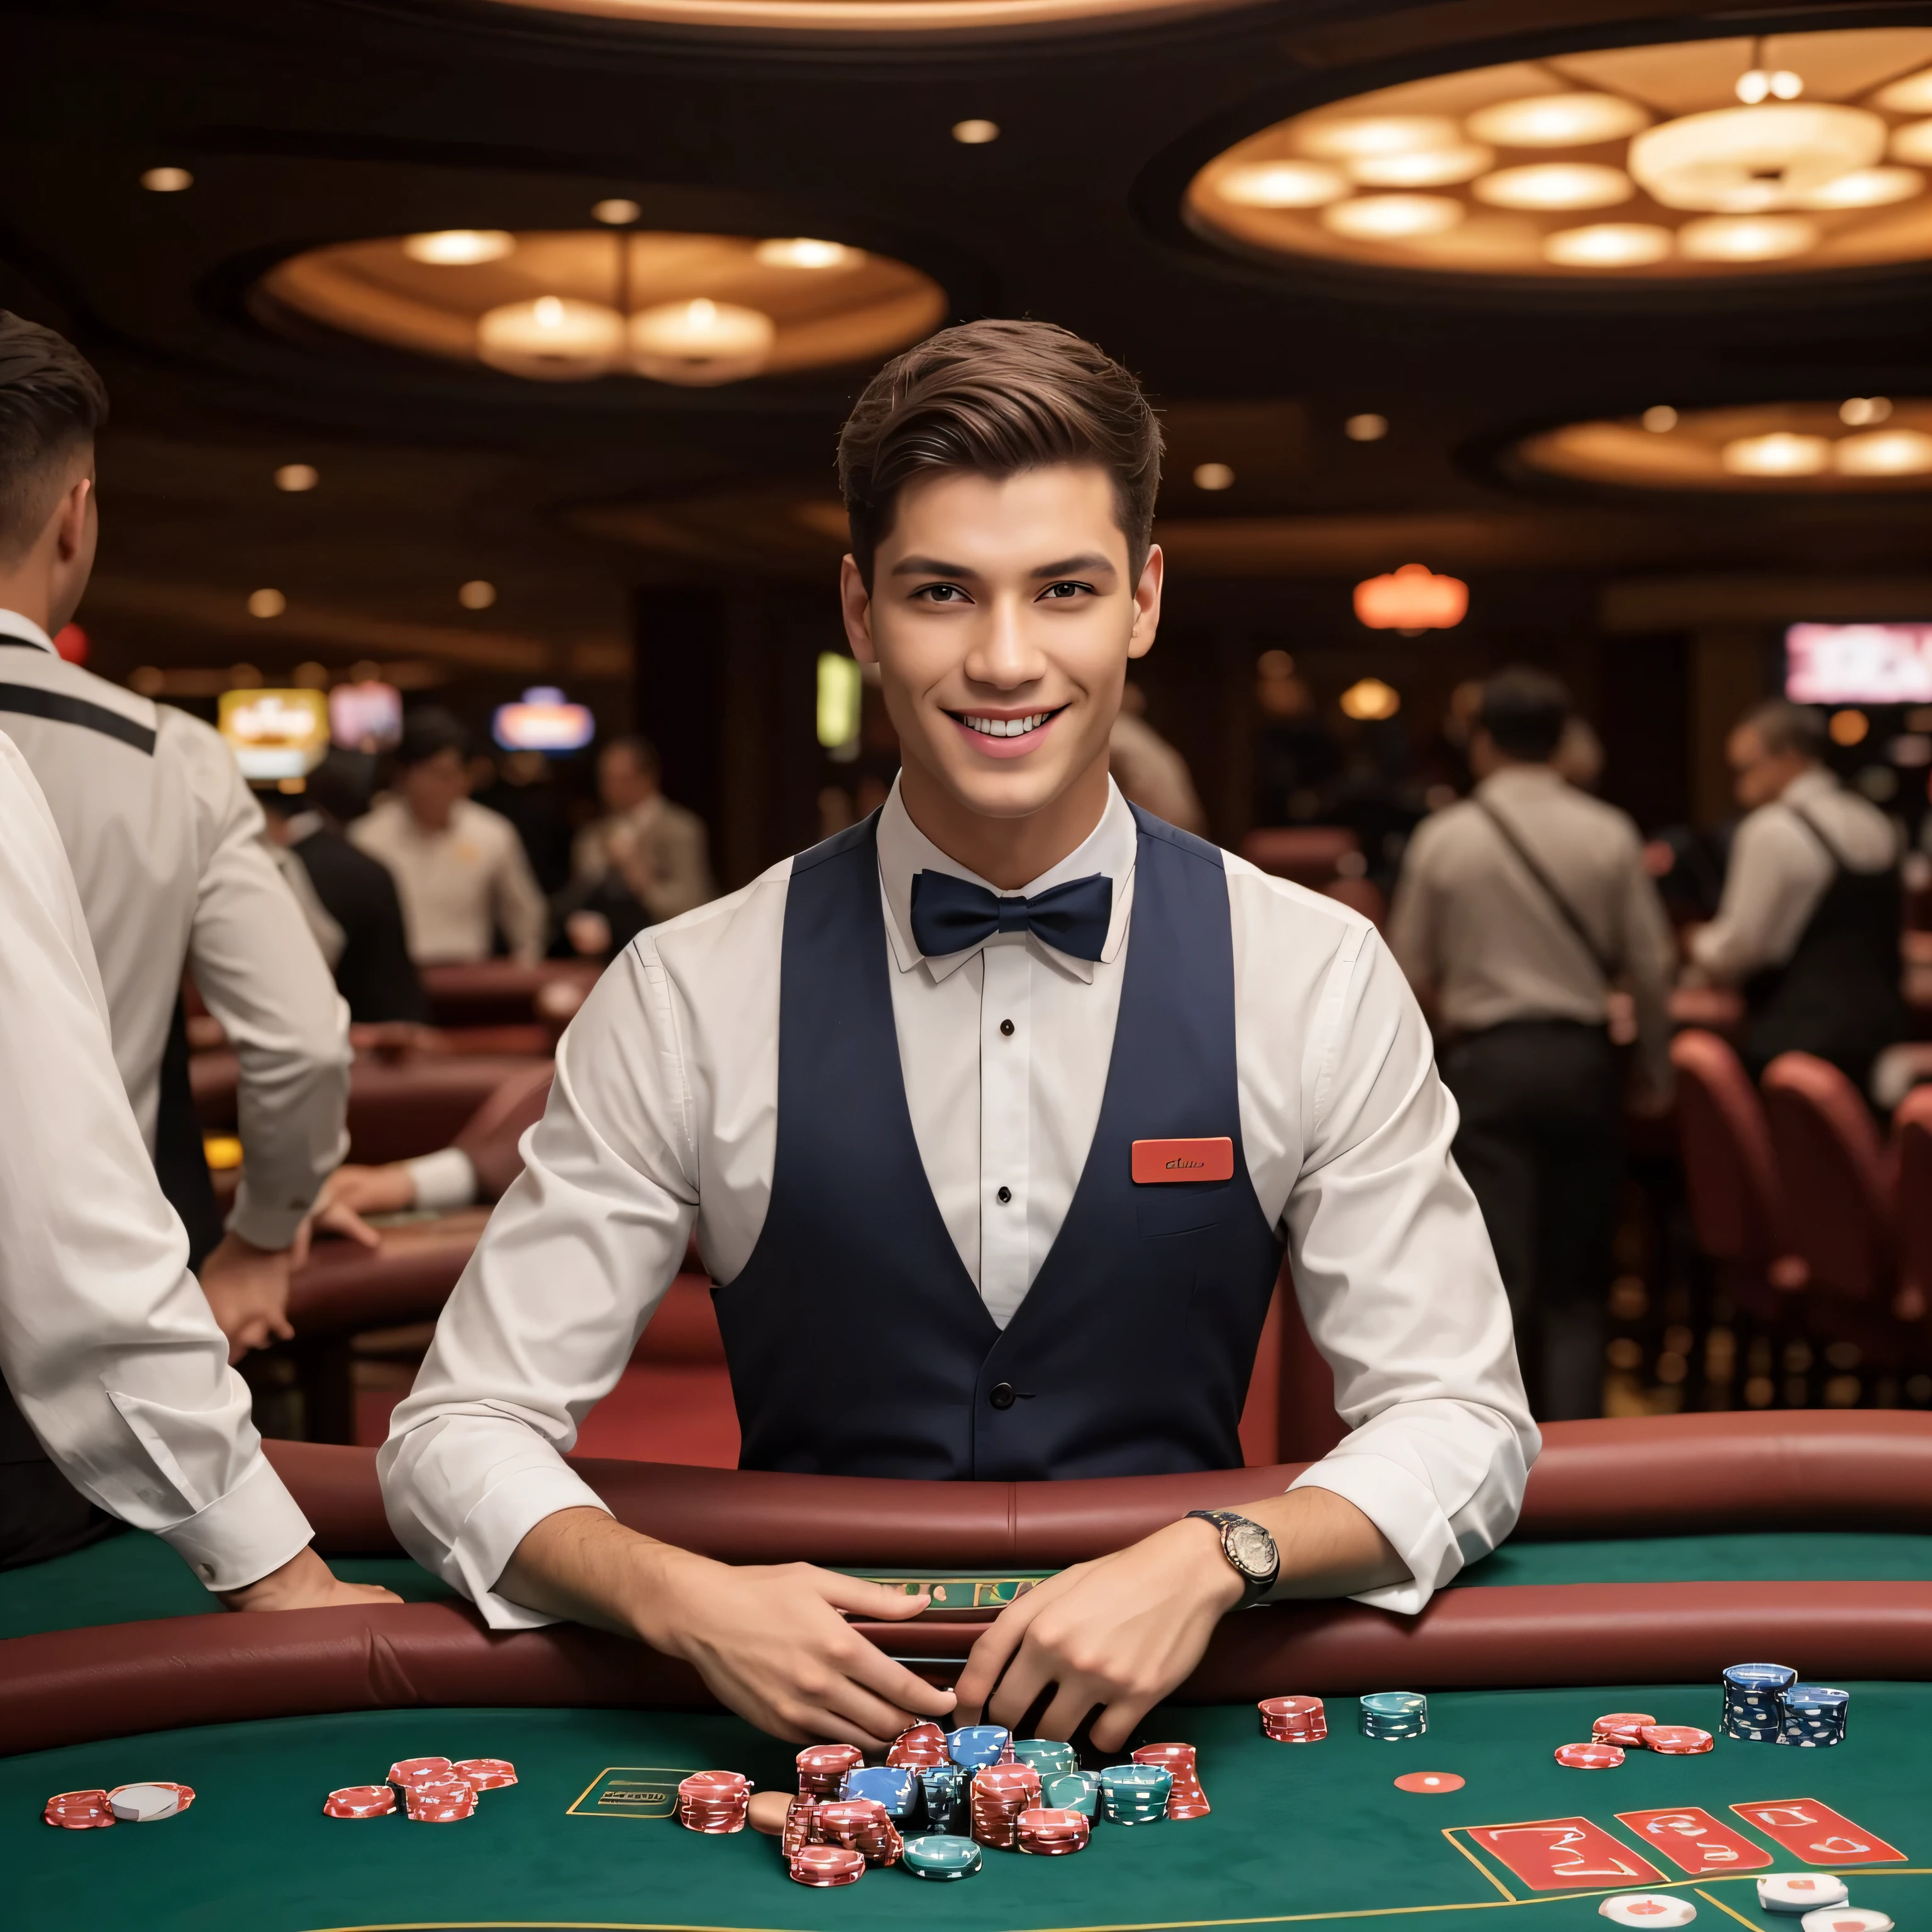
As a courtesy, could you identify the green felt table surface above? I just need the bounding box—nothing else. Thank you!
[4,1530,1929,1641]
[4,1685,1926,1932]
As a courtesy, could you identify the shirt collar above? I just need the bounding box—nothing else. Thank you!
[1476,763,1564,799]
[876,772,1138,985]
[1784,767,1838,806]
[0,609,56,653]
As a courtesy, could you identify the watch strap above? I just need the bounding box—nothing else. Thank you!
[1184,1508,1279,1604]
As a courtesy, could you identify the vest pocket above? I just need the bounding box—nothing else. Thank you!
[1136,1181,1231,1238]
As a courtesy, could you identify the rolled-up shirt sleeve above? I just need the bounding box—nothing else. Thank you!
[1278,917,1539,1613]
[378,943,699,1626]
[0,733,313,1592]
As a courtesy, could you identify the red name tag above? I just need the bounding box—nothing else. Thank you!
[1131,1137,1235,1184]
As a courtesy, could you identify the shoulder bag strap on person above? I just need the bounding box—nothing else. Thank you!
[1472,796,1618,985]
[1780,797,1850,872]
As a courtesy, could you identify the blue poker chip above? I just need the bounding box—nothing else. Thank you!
[945,1725,1011,1769]
[843,1766,917,1818]
[1723,1663,1797,1692]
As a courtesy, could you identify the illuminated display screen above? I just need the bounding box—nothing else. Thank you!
[492,686,594,753]
[218,688,331,780]
[329,679,402,752]
[1786,623,1932,705]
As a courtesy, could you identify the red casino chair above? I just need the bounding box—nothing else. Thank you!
[1890,1084,1932,1350]
[1668,1030,1806,1321]
[1238,826,1360,890]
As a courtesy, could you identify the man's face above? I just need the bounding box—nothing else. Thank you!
[1729,723,1809,809]
[600,745,657,814]
[401,747,469,826]
[842,464,1160,825]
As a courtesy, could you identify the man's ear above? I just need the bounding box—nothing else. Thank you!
[1126,541,1163,662]
[840,555,878,665]
[54,475,92,562]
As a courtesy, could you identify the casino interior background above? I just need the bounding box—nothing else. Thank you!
[6,0,1932,1436]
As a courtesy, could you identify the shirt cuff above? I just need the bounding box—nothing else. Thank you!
[453,1456,615,1630]
[406,1148,479,1214]
[226,1182,308,1253]
[1287,1449,1460,1617]
[155,1452,315,1594]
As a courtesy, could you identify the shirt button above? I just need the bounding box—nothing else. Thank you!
[989,1382,1016,1409]
[999,1018,1014,1036]
[997,1185,1012,1204]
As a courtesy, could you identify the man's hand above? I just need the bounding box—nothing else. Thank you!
[305,1163,415,1250]
[955,1488,1406,1753]
[218,1545,401,1611]
[197,1230,297,1362]
[503,1507,958,1750]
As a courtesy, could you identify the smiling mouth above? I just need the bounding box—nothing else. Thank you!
[950,706,1068,739]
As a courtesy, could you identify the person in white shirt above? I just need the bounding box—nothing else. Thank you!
[1108,680,1208,833]
[349,708,548,967]
[0,313,350,1361]
[0,726,393,1607]
[1685,698,1905,1088]
[382,319,1533,1757]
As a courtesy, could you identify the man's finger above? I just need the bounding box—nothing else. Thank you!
[953,1585,1050,1721]
[840,1626,958,1721]
[319,1201,383,1249]
[809,1570,934,1623]
[1086,1687,1160,1757]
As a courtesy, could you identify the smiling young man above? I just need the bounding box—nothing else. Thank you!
[382,320,1535,1754]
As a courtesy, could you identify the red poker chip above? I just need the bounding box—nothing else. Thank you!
[1394,1771,1467,1794]
[1556,1742,1626,1769]
[790,1843,865,1887]
[388,1757,453,1787]
[1593,1712,1658,1746]
[324,1785,397,1819]
[1639,1725,1714,1755]
[450,1758,516,1791]
[43,1789,114,1829]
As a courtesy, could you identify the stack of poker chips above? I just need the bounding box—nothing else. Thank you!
[406,1774,477,1824]
[796,1743,863,1799]
[1780,1686,1850,1748]
[1640,1724,1714,1755]
[1016,1805,1092,1855]
[1133,1742,1209,1819]
[1043,1770,1101,1816]
[841,1765,916,1819]
[901,1833,984,1881]
[887,1722,950,1770]
[789,1844,867,1888]
[1359,1692,1429,1742]
[969,1763,1042,1847]
[44,1781,199,1829]
[947,1724,1011,1769]
[678,1771,752,1833]
[1723,1663,1797,1742]
[780,1796,819,1858]
[1098,1763,1171,1825]
[1593,1713,1655,1748]
[1013,1738,1079,1778]
[318,1755,516,1825]
[919,1764,969,1833]
[816,1797,904,1866]
[1258,1695,1328,1743]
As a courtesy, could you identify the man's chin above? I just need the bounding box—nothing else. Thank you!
[916,748,1082,823]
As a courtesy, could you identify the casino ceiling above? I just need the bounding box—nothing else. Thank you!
[3,0,1931,691]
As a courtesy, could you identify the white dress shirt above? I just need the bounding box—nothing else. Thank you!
[350,795,548,965]
[0,731,313,1590]
[382,779,1536,1628]
[0,613,351,1249]
[1690,768,1897,982]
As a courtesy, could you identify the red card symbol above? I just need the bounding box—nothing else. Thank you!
[1616,1808,1773,1876]
[1729,1801,1905,1866]
[1465,1818,1666,1891]
[1131,1138,1235,1184]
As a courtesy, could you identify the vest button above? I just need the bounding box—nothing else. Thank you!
[989,1382,1016,1409]
[997,1185,1012,1204]
[1000,1018,1014,1036]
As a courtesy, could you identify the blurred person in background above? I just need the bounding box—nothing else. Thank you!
[350,707,547,967]
[257,751,428,1025]
[1108,680,1206,833]
[472,747,575,897]
[1389,668,1675,1421]
[555,733,714,960]
[0,313,350,1361]
[1684,697,1906,1090]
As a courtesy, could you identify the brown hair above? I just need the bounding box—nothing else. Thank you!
[837,319,1162,587]
[0,313,108,563]
[1739,697,1827,760]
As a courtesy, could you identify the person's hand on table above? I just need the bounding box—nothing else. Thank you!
[218,1545,401,1612]
[502,1507,958,1750]
[197,1230,297,1362]
[304,1162,416,1250]
[954,1486,1406,1753]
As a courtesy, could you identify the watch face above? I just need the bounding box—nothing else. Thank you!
[1226,1521,1276,1580]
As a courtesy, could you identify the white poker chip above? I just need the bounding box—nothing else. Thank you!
[1599,1895,1696,1926]
[1759,1877,1849,1914]
[1799,1911,1890,1932]
[108,1783,180,1823]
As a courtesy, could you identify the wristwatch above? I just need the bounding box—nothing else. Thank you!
[1184,1509,1280,1607]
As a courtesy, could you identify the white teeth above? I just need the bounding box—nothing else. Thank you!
[964,713,1049,738]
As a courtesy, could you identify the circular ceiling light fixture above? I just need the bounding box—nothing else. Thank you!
[469,0,1260,32]
[255,230,946,387]
[1184,25,1932,283]
[1516,398,1932,492]
[1340,677,1401,721]
[404,230,516,265]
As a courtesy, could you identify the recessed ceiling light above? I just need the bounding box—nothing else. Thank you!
[1475,162,1633,211]
[476,296,625,380]
[1641,405,1679,432]
[459,580,497,609]
[952,119,1000,145]
[1321,194,1463,240]
[1834,428,1932,476]
[274,464,319,493]
[402,230,516,265]
[1875,70,1932,114]
[592,198,642,225]
[1891,120,1932,165]
[1543,222,1674,267]
[1720,431,1832,477]
[1676,213,1819,262]
[1464,92,1650,147]
[630,297,776,384]
[1345,413,1389,441]
[248,588,287,618]
[1216,160,1349,208]
[1736,68,1804,104]
[141,166,193,193]
[1296,116,1460,160]
[1340,676,1401,721]
[1841,396,1892,426]
[754,237,859,269]
[1796,165,1923,209]
[1348,144,1492,187]
[1631,105,1884,213]
[1192,462,1236,491]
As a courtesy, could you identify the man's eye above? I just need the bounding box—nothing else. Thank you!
[916,584,969,603]
[1040,581,1091,601]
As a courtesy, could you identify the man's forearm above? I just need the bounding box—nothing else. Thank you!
[499,1506,689,1645]
[1231,1485,1409,1600]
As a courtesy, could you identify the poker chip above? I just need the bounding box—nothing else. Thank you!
[817,1797,904,1865]
[1042,1770,1100,1817]
[947,1725,1011,1770]
[1258,1694,1327,1743]
[1016,1805,1091,1855]
[919,1765,968,1834]
[1599,1894,1696,1926]
[1013,1738,1078,1778]
[105,1782,181,1823]
[42,1789,114,1830]
[1132,1742,1209,1819]
[323,1785,396,1819]
[780,1796,820,1858]
[796,1743,863,1799]
[450,1758,516,1790]
[1594,1713,1657,1747]
[1360,1692,1428,1741]
[969,1763,1042,1848]
[1638,1725,1714,1755]
[404,1779,477,1824]
[789,1843,866,1887]
[1798,1910,1892,1932]
[1722,1662,1799,1743]
[886,1723,950,1771]
[1780,1686,1850,1748]
[678,1771,752,1834]
[1394,1772,1465,1794]
[387,1757,452,1788]
[1097,1763,1170,1825]
[901,1831,983,1880]
[1555,1742,1626,1770]
[842,1765,916,1819]
[1759,1876,1850,1914]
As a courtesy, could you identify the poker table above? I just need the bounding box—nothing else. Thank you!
[3,1413,1929,1932]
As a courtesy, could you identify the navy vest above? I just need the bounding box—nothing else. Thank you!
[712,806,1284,1480]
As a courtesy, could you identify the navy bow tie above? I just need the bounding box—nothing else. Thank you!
[909,869,1113,963]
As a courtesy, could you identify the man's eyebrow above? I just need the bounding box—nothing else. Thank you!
[889,555,980,577]
[1031,553,1117,577]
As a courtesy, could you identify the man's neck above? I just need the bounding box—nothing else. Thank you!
[896,752,1111,891]
[0,582,53,636]
[408,802,456,835]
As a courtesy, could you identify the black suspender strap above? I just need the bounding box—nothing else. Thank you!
[1472,796,1619,985]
